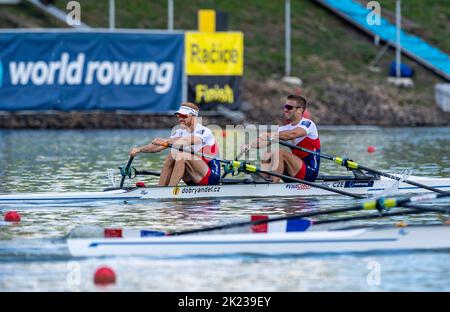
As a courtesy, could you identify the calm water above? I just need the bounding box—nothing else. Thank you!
[0,127,449,291]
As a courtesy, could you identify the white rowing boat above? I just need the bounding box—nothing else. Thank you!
[0,175,449,203]
[67,224,450,257]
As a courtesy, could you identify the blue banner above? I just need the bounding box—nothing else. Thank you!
[0,31,184,112]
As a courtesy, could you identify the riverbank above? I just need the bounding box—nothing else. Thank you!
[1,1,449,128]
[2,77,449,129]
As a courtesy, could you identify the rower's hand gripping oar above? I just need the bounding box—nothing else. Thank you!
[119,157,134,188]
[273,139,446,194]
[168,191,450,236]
[162,142,364,199]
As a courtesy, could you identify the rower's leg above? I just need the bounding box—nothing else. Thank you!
[167,151,191,186]
[272,152,286,183]
[158,153,175,186]
[261,149,286,182]
[278,150,303,180]
[183,158,210,184]
[260,151,274,181]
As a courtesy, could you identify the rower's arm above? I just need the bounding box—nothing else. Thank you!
[247,133,271,149]
[130,134,201,157]
[132,143,166,155]
[278,128,307,140]
[167,135,202,147]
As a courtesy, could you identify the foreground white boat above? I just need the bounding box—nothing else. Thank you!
[67,224,450,257]
[0,175,449,203]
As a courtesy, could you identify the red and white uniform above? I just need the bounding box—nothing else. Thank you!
[170,123,221,185]
[278,118,321,181]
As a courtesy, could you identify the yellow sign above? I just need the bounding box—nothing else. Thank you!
[195,84,234,104]
[185,32,244,76]
[172,187,180,196]
[198,10,215,32]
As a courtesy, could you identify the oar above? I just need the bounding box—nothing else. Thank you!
[167,191,450,236]
[314,204,450,226]
[134,169,161,177]
[402,203,450,213]
[314,209,431,225]
[274,139,446,194]
[163,143,365,199]
[119,157,134,188]
[222,149,247,179]
[292,206,448,228]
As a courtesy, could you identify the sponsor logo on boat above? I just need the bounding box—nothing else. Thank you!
[180,186,221,195]
[285,184,311,190]
[173,187,181,196]
[344,181,374,188]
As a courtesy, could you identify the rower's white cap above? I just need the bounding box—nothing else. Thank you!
[175,104,199,116]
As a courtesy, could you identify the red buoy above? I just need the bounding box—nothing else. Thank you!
[4,211,21,222]
[136,181,146,188]
[367,146,376,153]
[94,266,116,285]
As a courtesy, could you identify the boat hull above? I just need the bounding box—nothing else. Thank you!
[67,225,450,257]
[0,176,449,202]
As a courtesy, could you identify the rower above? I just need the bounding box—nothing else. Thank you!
[129,102,221,187]
[244,95,321,183]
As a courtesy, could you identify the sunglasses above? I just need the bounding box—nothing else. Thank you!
[283,104,301,110]
[175,113,190,119]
